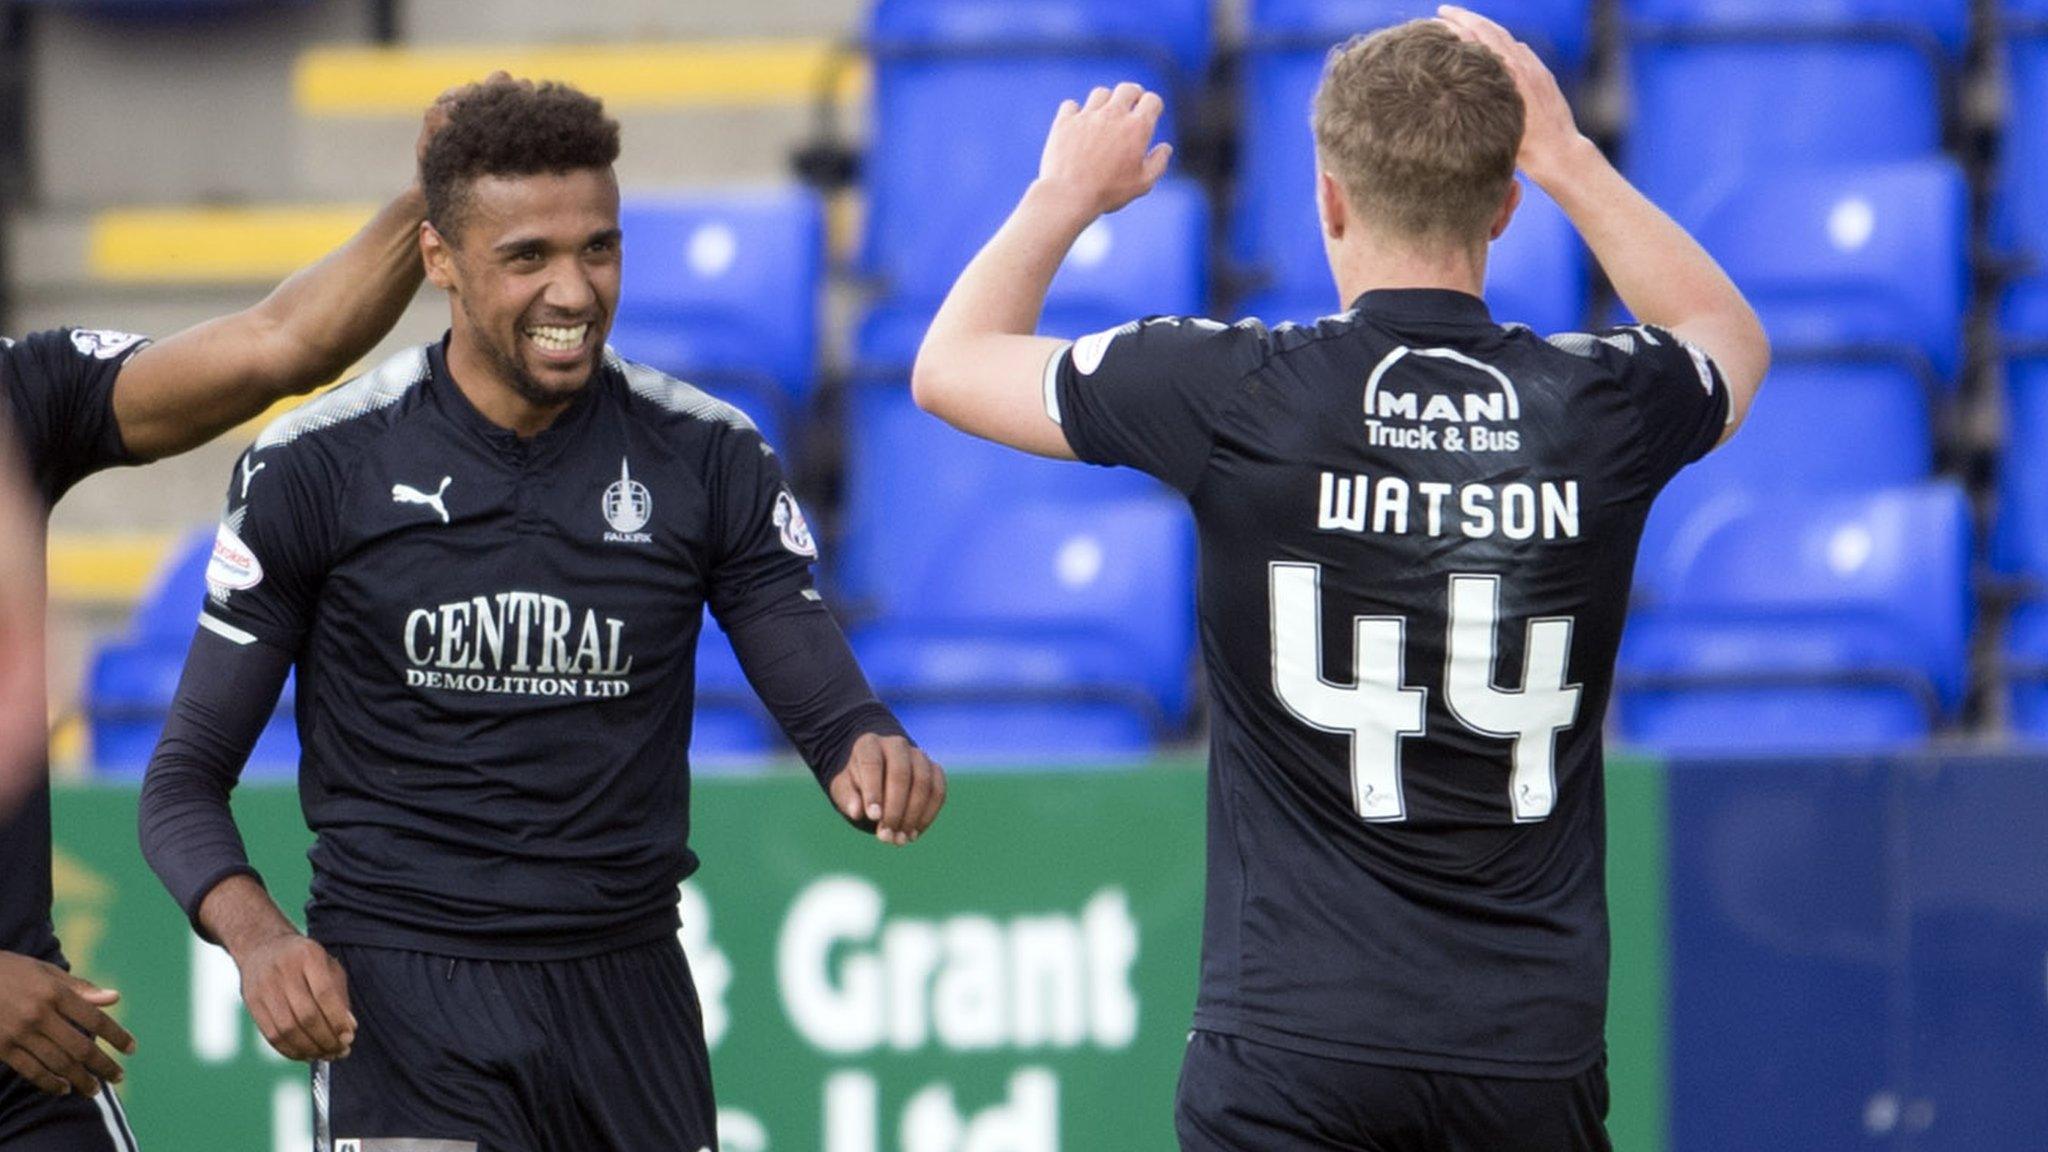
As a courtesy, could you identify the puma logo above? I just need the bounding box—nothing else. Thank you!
[392,476,453,524]
[238,456,266,499]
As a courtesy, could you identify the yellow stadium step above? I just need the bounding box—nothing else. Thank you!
[295,39,867,117]
[80,192,862,285]
[89,203,378,284]
[46,531,179,605]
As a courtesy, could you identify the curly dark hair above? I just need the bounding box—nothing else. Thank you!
[421,76,621,240]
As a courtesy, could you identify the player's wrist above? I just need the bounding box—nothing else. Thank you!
[1521,134,1603,194]
[1021,178,1104,233]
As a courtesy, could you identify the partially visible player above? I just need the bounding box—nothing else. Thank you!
[0,442,41,801]
[0,90,459,1151]
[909,10,1767,1151]
[138,76,943,1152]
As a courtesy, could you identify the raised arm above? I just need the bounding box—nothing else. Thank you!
[911,82,1174,457]
[1438,5,1770,439]
[109,97,456,461]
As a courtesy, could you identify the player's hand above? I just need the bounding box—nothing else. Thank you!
[829,733,947,846]
[1436,6,1588,187]
[1035,82,1174,220]
[233,930,356,1062]
[0,951,136,1097]
[416,70,525,171]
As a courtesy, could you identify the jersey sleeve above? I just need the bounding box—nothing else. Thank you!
[198,441,339,654]
[1566,324,1731,486]
[705,427,821,628]
[1049,316,1272,495]
[0,327,152,503]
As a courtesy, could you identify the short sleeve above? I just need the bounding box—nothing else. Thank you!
[1553,324,1730,487]
[1050,316,1272,495]
[706,427,820,627]
[0,327,152,504]
[198,442,337,654]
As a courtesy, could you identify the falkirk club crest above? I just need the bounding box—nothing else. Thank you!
[603,458,654,542]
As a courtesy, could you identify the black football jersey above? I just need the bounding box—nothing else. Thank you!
[1050,289,1727,1076]
[0,327,148,964]
[198,339,824,958]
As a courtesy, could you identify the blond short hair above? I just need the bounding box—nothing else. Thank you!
[1312,20,1524,246]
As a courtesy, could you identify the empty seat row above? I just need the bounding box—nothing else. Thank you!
[1620,483,1974,754]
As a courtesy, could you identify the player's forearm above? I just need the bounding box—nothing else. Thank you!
[913,181,1093,399]
[139,627,291,937]
[248,184,427,392]
[1528,140,1769,387]
[721,591,907,788]
[195,875,301,959]
[112,186,425,460]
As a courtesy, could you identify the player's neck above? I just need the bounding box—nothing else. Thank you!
[444,337,571,439]
[1328,232,1487,308]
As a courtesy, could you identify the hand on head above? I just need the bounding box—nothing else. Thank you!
[1435,6,1587,185]
[1036,82,1174,219]
[417,70,532,172]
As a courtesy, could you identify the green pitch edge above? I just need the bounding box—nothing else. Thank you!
[1605,755,1670,1152]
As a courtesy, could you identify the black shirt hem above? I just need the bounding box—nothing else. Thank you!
[1189,1009,1604,1081]
[308,907,681,962]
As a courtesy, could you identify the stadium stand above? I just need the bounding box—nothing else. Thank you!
[835,384,1165,612]
[1995,359,2048,579]
[850,494,1196,762]
[1623,0,1967,223]
[854,0,1208,374]
[46,0,2048,764]
[691,613,778,767]
[1637,158,1965,596]
[2007,600,2048,738]
[1617,483,1974,753]
[85,528,300,778]
[608,188,826,449]
[856,176,1210,368]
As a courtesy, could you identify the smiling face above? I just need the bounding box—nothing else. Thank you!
[422,167,624,413]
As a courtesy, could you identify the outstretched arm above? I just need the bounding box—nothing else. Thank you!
[911,82,1174,457]
[109,96,457,461]
[1439,5,1769,440]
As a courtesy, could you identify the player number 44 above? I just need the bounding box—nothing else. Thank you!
[1270,565,1582,824]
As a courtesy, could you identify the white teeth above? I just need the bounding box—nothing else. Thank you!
[526,323,589,352]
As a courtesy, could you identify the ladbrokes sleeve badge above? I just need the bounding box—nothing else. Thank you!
[774,490,818,559]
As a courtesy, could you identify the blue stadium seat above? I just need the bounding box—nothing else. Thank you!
[1993,358,2048,578]
[1680,159,1967,384]
[1617,483,1973,754]
[87,528,299,778]
[1637,360,1934,598]
[1629,0,1967,44]
[871,0,1212,75]
[856,178,1209,369]
[610,188,824,434]
[1997,30,2048,340]
[859,1,1204,375]
[1624,0,1964,222]
[836,384,1162,611]
[852,495,1196,762]
[2007,601,2048,739]
[1247,0,1592,70]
